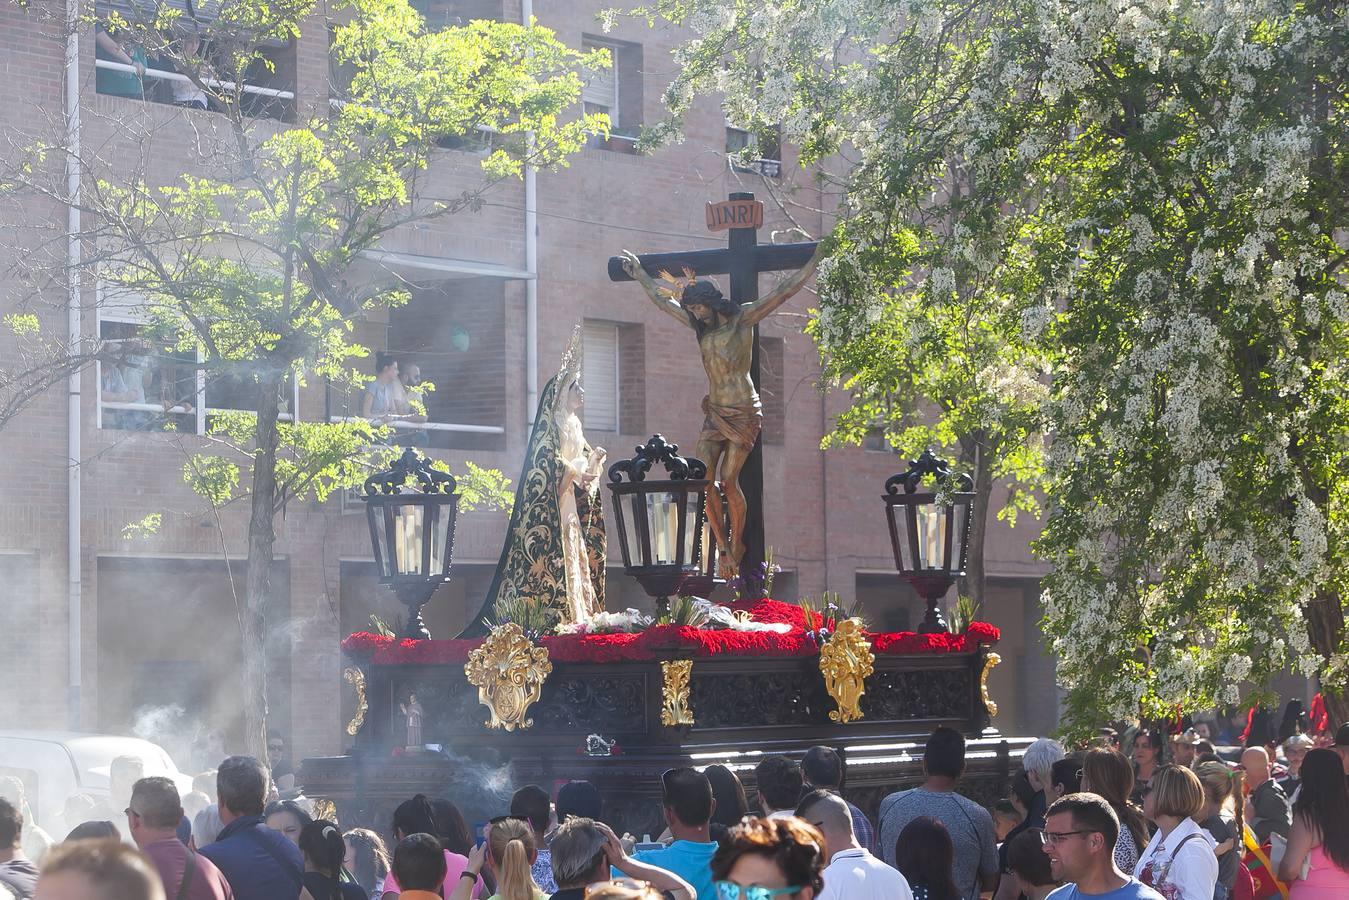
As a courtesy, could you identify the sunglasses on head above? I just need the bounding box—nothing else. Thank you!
[715,882,803,900]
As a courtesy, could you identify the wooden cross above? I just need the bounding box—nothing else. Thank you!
[607,192,818,588]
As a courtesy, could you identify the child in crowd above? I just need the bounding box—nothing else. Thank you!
[992,800,1023,844]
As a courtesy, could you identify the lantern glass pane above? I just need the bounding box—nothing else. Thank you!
[371,508,391,578]
[951,500,968,571]
[625,494,646,567]
[647,491,682,565]
[682,492,700,565]
[887,503,906,572]
[394,503,424,576]
[429,504,447,576]
[916,503,947,570]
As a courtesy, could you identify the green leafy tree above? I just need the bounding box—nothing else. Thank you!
[643,0,1349,733]
[4,0,603,756]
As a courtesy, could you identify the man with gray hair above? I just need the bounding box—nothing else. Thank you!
[197,757,302,900]
[549,817,695,900]
[796,790,912,900]
[128,777,233,900]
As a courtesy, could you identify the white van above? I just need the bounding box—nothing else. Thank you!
[0,731,192,838]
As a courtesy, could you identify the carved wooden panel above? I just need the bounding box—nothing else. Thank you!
[860,668,971,721]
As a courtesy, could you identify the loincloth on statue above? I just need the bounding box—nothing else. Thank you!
[699,396,763,452]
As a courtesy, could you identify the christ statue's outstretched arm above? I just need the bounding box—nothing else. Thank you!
[619,250,692,328]
[740,242,825,327]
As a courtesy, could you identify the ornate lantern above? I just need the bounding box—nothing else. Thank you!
[606,435,719,615]
[363,447,459,639]
[883,448,975,633]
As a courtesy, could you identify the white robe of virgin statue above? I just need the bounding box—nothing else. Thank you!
[555,409,605,624]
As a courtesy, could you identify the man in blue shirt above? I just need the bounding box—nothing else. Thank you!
[1043,794,1164,900]
[199,755,303,900]
[629,768,719,900]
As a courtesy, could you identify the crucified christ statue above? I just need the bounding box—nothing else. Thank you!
[619,245,822,578]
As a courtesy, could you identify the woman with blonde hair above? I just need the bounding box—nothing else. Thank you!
[1134,765,1218,900]
[1080,748,1150,874]
[453,816,547,900]
[1193,762,1244,900]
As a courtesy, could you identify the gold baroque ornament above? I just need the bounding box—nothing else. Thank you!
[819,618,875,724]
[343,667,367,736]
[464,623,553,731]
[310,798,338,823]
[980,651,1002,718]
[660,660,695,727]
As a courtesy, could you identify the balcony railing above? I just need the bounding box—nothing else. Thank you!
[328,415,505,435]
[94,59,296,103]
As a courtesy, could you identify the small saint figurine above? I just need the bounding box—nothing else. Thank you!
[400,692,424,750]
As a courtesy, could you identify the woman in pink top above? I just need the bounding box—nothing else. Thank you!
[383,795,485,898]
[1277,749,1349,899]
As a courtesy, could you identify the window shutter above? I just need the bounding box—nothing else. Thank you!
[581,44,619,115]
[582,322,619,432]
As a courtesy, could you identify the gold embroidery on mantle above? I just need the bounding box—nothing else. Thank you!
[466,329,606,635]
[819,618,875,724]
[343,667,367,736]
[660,660,695,727]
[464,623,553,731]
[980,651,1002,718]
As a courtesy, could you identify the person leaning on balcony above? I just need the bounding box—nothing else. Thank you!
[363,353,403,424]
[96,25,146,100]
[393,360,430,446]
[166,25,209,110]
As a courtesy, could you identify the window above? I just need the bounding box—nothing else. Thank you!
[96,283,298,434]
[726,122,782,178]
[582,37,643,153]
[759,336,785,445]
[96,299,198,433]
[94,1,296,120]
[862,427,893,452]
[582,46,619,120]
[326,278,508,451]
[582,321,620,433]
[410,0,504,27]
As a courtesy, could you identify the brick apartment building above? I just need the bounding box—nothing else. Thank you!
[0,0,1055,772]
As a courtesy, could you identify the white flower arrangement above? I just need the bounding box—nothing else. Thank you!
[692,599,792,634]
[556,608,653,635]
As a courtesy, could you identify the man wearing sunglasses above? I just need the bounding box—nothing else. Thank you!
[795,791,911,900]
[1041,794,1163,900]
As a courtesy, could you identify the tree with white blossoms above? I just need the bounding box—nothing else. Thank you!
[638,0,1349,735]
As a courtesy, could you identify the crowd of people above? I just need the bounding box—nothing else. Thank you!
[2,718,1348,900]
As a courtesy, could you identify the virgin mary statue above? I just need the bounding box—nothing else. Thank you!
[460,330,607,636]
